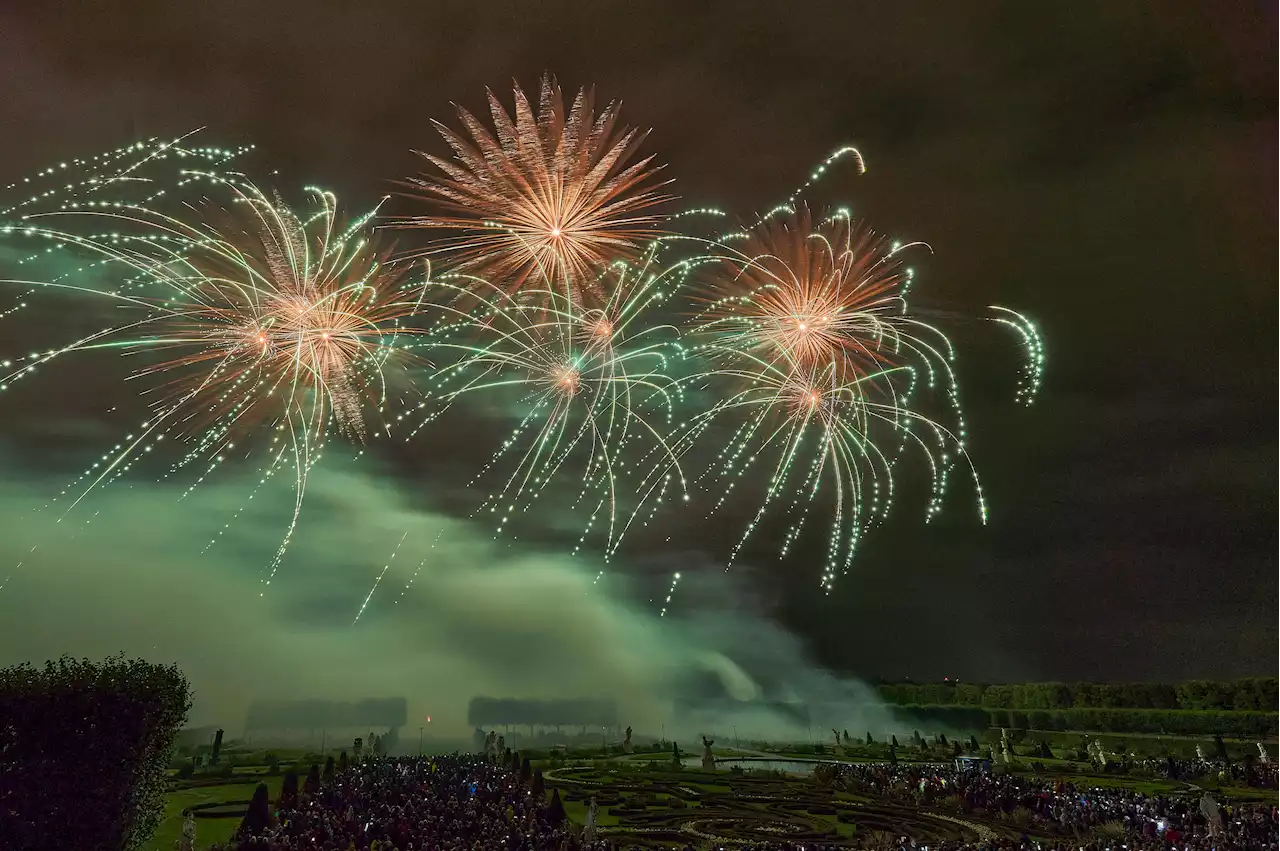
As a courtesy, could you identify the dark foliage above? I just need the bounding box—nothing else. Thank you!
[877,678,1279,712]
[520,755,532,786]
[280,770,299,810]
[323,755,335,783]
[0,654,191,851]
[338,750,349,773]
[531,767,545,799]
[304,764,320,796]
[547,789,566,826]
[238,783,271,837]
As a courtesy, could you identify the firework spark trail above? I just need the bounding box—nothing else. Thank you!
[988,306,1046,404]
[1,133,253,323]
[402,74,673,304]
[355,530,409,624]
[411,253,690,560]
[1,173,429,591]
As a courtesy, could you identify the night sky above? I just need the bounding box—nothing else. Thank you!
[0,2,1274,730]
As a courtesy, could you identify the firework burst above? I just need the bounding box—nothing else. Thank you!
[696,206,920,380]
[677,196,1015,591]
[3,174,428,589]
[403,75,672,302]
[410,253,689,561]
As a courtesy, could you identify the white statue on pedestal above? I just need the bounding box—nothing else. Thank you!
[701,736,716,770]
[174,810,196,851]
[832,728,844,757]
[1200,793,1223,837]
[623,726,633,754]
[1000,729,1012,764]
[1258,742,1270,764]
[584,797,599,841]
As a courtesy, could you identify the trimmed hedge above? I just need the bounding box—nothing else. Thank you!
[0,654,192,851]
[887,703,1278,736]
[877,678,1278,712]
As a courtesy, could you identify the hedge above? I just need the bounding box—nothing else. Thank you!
[0,654,192,851]
[886,704,1278,737]
[876,678,1278,712]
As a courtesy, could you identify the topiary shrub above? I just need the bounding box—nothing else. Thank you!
[0,654,191,851]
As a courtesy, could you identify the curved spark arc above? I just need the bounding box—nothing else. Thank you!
[401,74,673,303]
[2,173,430,590]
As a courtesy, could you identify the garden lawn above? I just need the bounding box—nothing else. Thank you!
[148,776,284,851]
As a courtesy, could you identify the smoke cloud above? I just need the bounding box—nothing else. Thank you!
[0,449,901,745]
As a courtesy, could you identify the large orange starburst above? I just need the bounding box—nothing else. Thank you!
[700,207,909,381]
[404,75,673,303]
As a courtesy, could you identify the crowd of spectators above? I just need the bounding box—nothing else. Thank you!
[833,761,1277,851]
[222,752,1276,851]
[221,754,610,851]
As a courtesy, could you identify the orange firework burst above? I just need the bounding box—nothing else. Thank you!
[404,75,672,302]
[699,206,914,381]
[130,186,424,443]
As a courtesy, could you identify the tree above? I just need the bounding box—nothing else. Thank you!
[951,741,963,757]
[889,743,898,767]
[211,728,224,765]
[531,767,546,799]
[865,732,873,745]
[510,749,521,772]
[968,735,980,752]
[0,654,192,851]
[323,755,336,783]
[304,763,321,796]
[338,750,349,773]
[280,770,299,810]
[672,740,682,766]
[891,735,899,748]
[547,788,567,826]
[520,755,533,786]
[1243,753,1258,786]
[238,782,272,837]
[912,730,922,746]
[938,733,949,747]
[1213,733,1229,763]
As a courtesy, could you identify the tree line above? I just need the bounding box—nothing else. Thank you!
[876,678,1278,712]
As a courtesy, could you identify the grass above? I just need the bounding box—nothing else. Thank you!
[148,775,283,851]
[561,798,620,827]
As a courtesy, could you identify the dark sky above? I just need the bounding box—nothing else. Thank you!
[0,0,1275,715]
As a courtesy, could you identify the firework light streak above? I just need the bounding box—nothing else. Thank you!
[988,306,1045,404]
[409,254,689,563]
[403,75,672,303]
[2,172,429,591]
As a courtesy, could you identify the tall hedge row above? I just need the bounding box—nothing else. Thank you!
[877,677,1278,712]
[0,654,192,851]
[890,703,1278,736]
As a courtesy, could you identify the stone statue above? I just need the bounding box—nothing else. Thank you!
[1200,793,1223,837]
[496,734,505,761]
[832,728,844,757]
[174,810,196,851]
[1000,728,1012,765]
[701,736,716,771]
[1258,742,1270,764]
[1195,743,1206,760]
[583,797,599,841]
[623,726,633,754]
